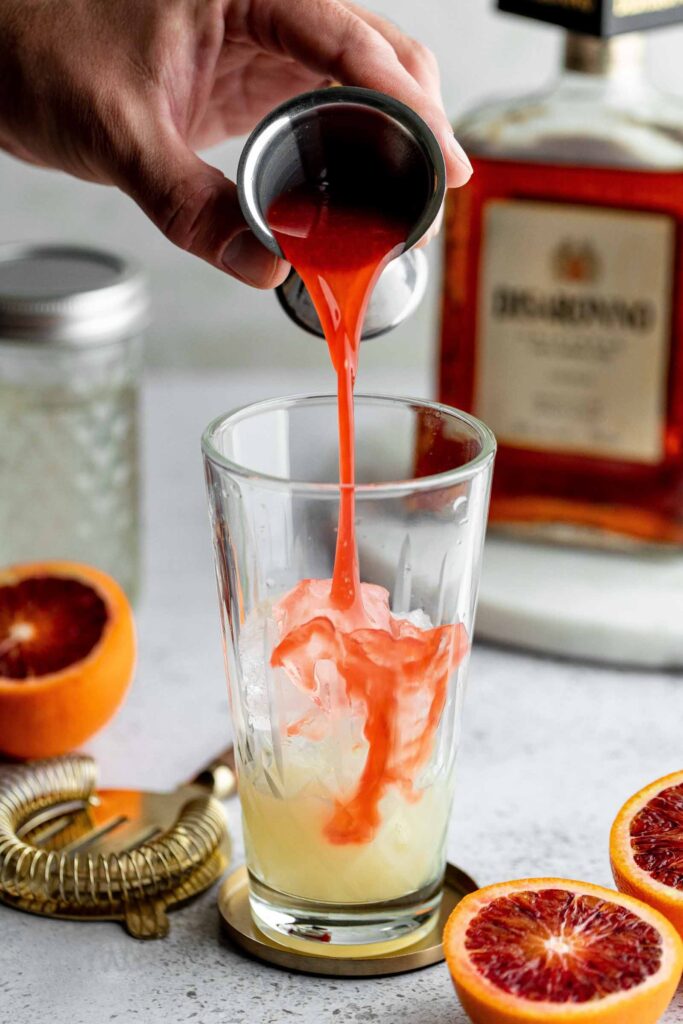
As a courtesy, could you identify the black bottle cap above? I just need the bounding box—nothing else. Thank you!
[498,0,683,36]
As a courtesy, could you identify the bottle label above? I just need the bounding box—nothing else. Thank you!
[475,199,675,463]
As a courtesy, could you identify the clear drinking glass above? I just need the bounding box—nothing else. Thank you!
[202,394,495,953]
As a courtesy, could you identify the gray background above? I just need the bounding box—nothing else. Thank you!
[2,0,683,371]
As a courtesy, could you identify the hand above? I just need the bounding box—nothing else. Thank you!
[0,0,472,287]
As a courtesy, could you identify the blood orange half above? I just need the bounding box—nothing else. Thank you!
[444,878,682,1024]
[612,770,683,939]
[0,561,135,758]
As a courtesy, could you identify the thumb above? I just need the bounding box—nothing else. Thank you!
[122,134,289,289]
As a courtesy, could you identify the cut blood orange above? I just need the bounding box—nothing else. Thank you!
[0,561,135,758]
[612,770,683,938]
[444,878,682,1024]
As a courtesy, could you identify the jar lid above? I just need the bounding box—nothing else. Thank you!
[0,244,150,346]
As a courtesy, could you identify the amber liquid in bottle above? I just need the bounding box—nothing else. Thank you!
[438,34,683,549]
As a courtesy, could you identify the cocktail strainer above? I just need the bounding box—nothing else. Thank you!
[0,749,235,938]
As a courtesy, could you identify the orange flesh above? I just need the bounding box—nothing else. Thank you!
[630,782,683,888]
[0,576,108,679]
[464,888,663,1003]
[267,186,467,845]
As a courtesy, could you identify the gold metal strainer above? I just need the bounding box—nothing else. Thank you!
[0,750,235,938]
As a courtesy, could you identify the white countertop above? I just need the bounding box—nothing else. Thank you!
[3,368,683,1024]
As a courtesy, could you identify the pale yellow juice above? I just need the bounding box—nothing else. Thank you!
[240,747,451,905]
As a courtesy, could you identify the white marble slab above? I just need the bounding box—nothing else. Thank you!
[3,369,683,1024]
[478,538,683,668]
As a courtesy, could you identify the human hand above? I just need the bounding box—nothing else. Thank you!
[0,0,472,287]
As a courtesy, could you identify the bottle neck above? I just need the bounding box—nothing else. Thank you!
[563,32,646,82]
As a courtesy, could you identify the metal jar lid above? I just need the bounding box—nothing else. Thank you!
[0,244,150,346]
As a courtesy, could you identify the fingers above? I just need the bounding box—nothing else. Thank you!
[121,130,289,288]
[341,2,441,94]
[261,0,472,187]
[340,2,469,216]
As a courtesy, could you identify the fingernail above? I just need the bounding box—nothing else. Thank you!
[449,135,473,175]
[222,230,281,286]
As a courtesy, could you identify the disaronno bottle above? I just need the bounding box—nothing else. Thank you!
[439,0,683,548]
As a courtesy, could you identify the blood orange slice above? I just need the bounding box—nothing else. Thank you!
[0,561,135,758]
[444,878,682,1024]
[612,770,683,939]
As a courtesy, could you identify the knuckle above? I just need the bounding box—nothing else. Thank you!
[405,38,438,76]
[158,177,225,252]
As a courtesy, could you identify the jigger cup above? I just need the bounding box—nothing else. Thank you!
[236,87,446,338]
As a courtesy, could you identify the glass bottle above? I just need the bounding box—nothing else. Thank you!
[439,30,683,549]
[0,245,149,598]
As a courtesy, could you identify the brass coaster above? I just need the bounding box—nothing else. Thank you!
[218,863,477,977]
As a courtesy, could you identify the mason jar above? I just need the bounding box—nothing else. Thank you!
[0,244,149,600]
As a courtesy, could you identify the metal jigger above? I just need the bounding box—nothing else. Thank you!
[237,87,446,339]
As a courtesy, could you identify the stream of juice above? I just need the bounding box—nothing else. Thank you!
[263,183,467,851]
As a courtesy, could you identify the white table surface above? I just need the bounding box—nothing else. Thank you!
[3,367,683,1024]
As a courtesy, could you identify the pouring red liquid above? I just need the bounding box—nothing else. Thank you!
[266,183,468,844]
[269,184,407,611]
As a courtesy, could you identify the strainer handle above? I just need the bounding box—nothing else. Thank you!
[190,746,237,800]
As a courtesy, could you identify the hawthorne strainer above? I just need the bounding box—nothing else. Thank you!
[0,749,235,938]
